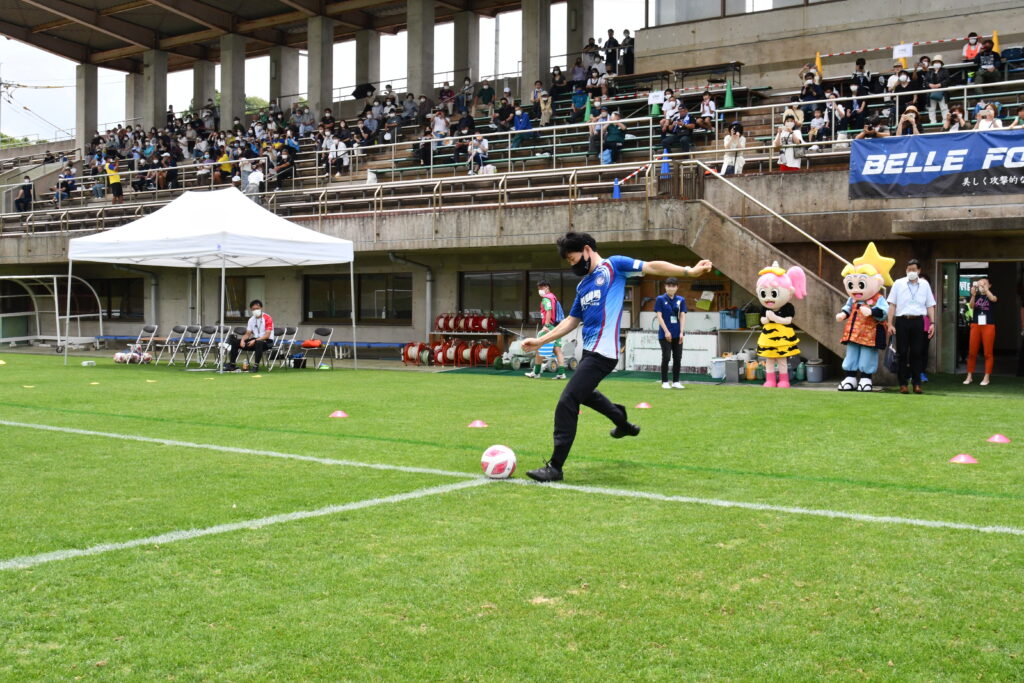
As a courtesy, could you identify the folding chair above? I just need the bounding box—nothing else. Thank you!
[268,326,299,371]
[129,324,159,361]
[185,325,217,367]
[303,327,334,369]
[200,325,232,367]
[179,325,204,367]
[154,325,187,365]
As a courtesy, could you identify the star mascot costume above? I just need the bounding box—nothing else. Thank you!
[835,242,895,392]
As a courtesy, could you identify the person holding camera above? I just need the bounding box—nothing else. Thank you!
[774,114,804,171]
[974,104,1004,130]
[895,105,921,136]
[964,278,998,386]
[854,117,890,139]
[943,104,968,132]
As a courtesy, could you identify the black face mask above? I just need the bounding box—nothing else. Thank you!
[571,255,591,277]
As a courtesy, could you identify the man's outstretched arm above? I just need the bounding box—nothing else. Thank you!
[522,316,581,353]
[643,259,713,278]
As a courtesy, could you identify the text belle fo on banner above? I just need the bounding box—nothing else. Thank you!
[849,129,1024,199]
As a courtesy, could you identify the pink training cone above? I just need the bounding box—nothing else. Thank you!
[987,434,1012,444]
[635,402,651,409]
[949,454,977,464]
[468,420,488,428]
[329,410,349,418]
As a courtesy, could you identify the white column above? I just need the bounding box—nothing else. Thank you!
[192,59,216,112]
[565,0,593,67]
[406,0,435,97]
[521,0,551,104]
[142,49,168,131]
[270,46,300,109]
[75,63,98,156]
[220,34,246,127]
[355,29,380,87]
[124,73,144,128]
[307,16,336,115]
[453,11,478,84]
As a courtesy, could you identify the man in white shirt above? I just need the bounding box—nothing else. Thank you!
[225,299,275,372]
[886,259,936,393]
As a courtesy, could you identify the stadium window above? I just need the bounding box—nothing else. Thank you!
[89,278,144,321]
[459,271,527,324]
[656,0,840,24]
[303,275,353,323]
[526,271,581,324]
[225,276,265,321]
[358,273,413,324]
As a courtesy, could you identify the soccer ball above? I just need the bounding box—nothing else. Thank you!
[113,352,127,364]
[480,445,516,479]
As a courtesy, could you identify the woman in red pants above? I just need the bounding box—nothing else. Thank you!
[964,277,998,386]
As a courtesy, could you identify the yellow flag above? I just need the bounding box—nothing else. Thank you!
[899,57,908,69]
[815,52,824,77]
[992,31,1000,53]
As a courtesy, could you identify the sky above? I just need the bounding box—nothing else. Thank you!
[0,1,643,142]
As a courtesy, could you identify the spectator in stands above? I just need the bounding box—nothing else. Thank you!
[454,77,473,114]
[570,58,588,88]
[474,80,496,118]
[413,128,434,167]
[891,70,916,118]
[924,55,951,124]
[530,80,545,119]
[659,105,694,154]
[360,115,380,145]
[604,29,620,75]
[432,109,451,140]
[14,176,33,213]
[439,82,456,115]
[511,105,537,148]
[384,109,403,143]
[587,107,610,157]
[402,93,418,123]
[620,30,634,75]
[586,68,608,98]
[799,71,825,121]
[895,105,921,135]
[158,153,177,190]
[845,83,867,130]
[321,108,336,127]
[885,62,904,100]
[330,136,350,179]
[808,108,827,143]
[943,104,969,131]
[550,67,569,98]
[452,125,473,164]
[849,58,873,94]
[695,91,717,131]
[582,38,600,69]
[369,98,384,122]
[213,149,232,185]
[43,150,56,164]
[974,39,1002,84]
[798,63,822,86]
[974,104,1003,130]
[417,94,436,127]
[720,122,746,175]
[1008,105,1024,129]
[272,149,295,190]
[467,134,489,175]
[782,96,806,127]
[538,91,554,126]
[569,85,589,123]
[602,111,627,164]
[104,155,124,205]
[492,98,515,131]
[773,114,804,171]
[244,162,264,200]
[662,90,680,121]
[963,32,982,62]
[166,105,175,127]
[456,108,475,133]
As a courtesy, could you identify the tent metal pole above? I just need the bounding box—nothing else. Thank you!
[218,257,226,373]
[63,262,72,366]
[350,260,358,370]
[194,266,201,325]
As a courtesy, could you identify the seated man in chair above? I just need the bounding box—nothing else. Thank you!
[224,299,274,372]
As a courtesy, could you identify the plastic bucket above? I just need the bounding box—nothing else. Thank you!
[709,357,726,379]
[807,363,826,383]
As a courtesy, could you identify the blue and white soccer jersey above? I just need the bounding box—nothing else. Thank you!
[569,255,645,359]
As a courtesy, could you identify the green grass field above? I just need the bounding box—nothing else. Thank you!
[1,353,1023,680]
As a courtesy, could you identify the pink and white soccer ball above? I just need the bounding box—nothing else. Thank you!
[113,352,128,364]
[480,444,516,479]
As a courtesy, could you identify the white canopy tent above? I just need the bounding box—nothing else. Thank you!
[66,187,357,370]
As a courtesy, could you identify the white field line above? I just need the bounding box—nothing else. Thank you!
[0,419,477,480]
[0,479,490,571]
[505,480,1024,537]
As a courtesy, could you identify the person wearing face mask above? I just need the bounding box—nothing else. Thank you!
[963,277,999,386]
[457,77,474,112]
[14,176,33,213]
[799,71,825,121]
[845,83,867,130]
[973,39,1003,84]
[271,148,294,190]
[774,114,804,171]
[887,259,936,394]
[510,105,536,148]
[519,232,714,482]
[474,79,495,119]
[963,32,982,62]
[655,277,687,389]
[224,300,274,372]
[550,67,569,98]
[895,105,921,136]
[974,104,1004,130]
[923,55,950,124]
[525,280,568,380]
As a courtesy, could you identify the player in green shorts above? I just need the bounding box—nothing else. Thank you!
[526,280,568,379]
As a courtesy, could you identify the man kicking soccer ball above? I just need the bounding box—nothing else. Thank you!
[521,231,713,482]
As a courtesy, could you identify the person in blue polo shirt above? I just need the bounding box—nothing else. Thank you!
[655,277,687,389]
[521,232,713,482]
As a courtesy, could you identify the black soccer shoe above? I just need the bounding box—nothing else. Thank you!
[610,422,641,439]
[526,463,564,482]
[249,364,260,373]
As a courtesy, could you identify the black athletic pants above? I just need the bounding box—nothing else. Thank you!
[894,316,928,387]
[551,350,629,470]
[229,337,271,365]
[659,337,681,383]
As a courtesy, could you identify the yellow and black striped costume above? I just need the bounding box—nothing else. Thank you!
[757,304,800,358]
